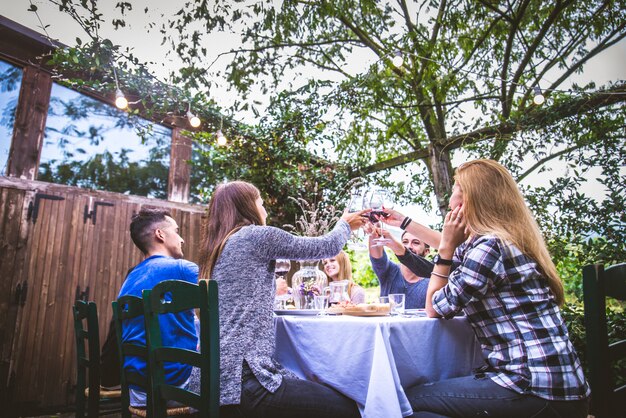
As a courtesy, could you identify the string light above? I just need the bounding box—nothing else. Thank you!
[391,51,404,68]
[533,86,545,105]
[186,110,201,128]
[216,130,227,146]
[216,116,227,146]
[112,66,128,109]
[115,88,128,109]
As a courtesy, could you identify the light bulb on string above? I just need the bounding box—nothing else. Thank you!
[186,110,201,128]
[115,89,128,109]
[216,130,228,146]
[532,86,545,105]
[391,51,404,68]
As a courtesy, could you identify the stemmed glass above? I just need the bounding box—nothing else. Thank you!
[274,259,292,309]
[345,187,368,251]
[367,187,394,246]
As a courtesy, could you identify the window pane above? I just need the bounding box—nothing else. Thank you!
[0,59,23,175]
[39,83,171,198]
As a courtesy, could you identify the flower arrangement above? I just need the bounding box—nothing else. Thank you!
[299,281,321,298]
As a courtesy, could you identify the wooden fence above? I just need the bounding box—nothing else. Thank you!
[0,176,206,413]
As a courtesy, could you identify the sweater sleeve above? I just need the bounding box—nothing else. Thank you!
[253,220,351,261]
[370,251,400,292]
[350,285,366,304]
[396,250,434,277]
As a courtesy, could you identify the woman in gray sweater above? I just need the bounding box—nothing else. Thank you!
[198,180,367,418]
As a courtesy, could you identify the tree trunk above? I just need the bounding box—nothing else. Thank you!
[427,143,454,218]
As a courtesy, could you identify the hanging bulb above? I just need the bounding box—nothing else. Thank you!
[391,51,404,68]
[533,86,545,105]
[216,130,228,146]
[115,89,128,109]
[186,111,201,128]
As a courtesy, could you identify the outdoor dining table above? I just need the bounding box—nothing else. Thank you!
[274,312,484,418]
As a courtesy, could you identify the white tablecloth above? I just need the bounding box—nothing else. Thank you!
[274,314,483,418]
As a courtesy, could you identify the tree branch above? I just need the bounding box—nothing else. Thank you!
[516,143,585,183]
[358,83,626,174]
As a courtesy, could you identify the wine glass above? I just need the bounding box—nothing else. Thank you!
[274,259,291,280]
[368,187,394,246]
[274,259,292,309]
[346,187,368,251]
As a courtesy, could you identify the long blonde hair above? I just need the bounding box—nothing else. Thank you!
[455,159,564,305]
[323,250,359,296]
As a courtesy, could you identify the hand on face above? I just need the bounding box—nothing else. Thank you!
[440,205,468,251]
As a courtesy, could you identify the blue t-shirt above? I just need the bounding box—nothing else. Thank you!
[118,255,199,387]
[370,251,429,309]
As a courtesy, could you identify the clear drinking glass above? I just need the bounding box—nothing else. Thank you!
[346,187,368,251]
[314,295,329,316]
[388,293,406,316]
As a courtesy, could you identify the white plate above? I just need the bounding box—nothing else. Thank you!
[404,309,427,317]
[274,309,321,316]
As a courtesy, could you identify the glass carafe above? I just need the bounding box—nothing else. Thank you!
[291,260,328,309]
[326,280,350,305]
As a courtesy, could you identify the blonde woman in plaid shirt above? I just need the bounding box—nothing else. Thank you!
[384,160,589,418]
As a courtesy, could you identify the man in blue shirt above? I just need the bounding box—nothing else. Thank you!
[118,208,198,407]
[368,226,433,309]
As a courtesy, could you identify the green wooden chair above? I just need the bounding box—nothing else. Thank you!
[112,296,152,418]
[582,263,626,418]
[142,279,220,418]
[73,300,122,418]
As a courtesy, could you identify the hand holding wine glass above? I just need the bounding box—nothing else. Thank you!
[368,187,394,246]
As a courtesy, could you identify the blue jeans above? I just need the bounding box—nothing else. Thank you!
[405,374,588,418]
[219,368,360,418]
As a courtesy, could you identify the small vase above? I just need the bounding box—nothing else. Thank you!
[291,260,328,309]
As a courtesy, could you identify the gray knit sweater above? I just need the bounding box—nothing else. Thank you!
[212,220,351,405]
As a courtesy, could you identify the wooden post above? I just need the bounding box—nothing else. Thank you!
[6,65,52,180]
[167,127,192,203]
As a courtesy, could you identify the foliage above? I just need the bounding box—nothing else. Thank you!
[23,1,626,258]
[348,248,382,289]
[561,301,626,389]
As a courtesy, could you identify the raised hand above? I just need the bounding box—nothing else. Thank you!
[378,207,405,227]
[341,208,370,231]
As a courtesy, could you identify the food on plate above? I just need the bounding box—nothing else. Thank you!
[327,302,390,314]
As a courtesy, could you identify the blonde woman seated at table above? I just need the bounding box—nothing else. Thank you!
[322,251,366,304]
[382,160,589,418]
[195,180,366,418]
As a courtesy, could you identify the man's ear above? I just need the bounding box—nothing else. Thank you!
[155,227,165,243]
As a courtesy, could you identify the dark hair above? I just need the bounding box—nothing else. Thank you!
[199,181,263,280]
[130,208,172,254]
[401,230,430,250]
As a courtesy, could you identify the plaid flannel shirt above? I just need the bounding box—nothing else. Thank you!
[433,235,590,401]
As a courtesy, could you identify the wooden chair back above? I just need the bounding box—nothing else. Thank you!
[142,279,220,418]
[73,300,121,417]
[582,263,626,418]
[112,296,151,418]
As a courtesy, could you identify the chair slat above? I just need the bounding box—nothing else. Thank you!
[143,279,220,418]
[583,263,626,418]
[73,300,122,418]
